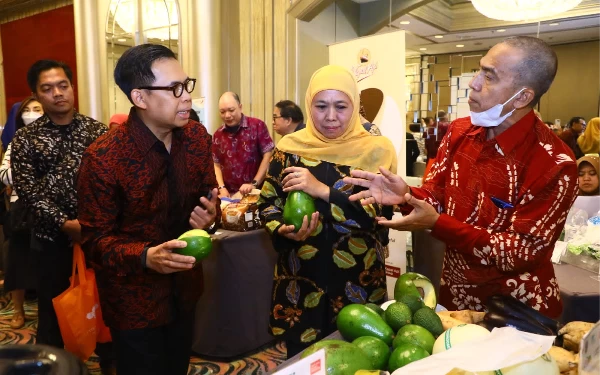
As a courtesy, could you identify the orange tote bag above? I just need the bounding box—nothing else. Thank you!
[52,244,109,360]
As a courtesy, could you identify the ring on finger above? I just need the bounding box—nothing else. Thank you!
[295,172,300,178]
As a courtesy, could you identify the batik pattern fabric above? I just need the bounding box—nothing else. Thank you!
[408,111,578,318]
[212,115,274,193]
[258,148,392,345]
[11,113,107,242]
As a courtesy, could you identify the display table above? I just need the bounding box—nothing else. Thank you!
[553,263,600,324]
[191,229,277,358]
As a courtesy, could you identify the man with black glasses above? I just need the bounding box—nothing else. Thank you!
[77,44,219,375]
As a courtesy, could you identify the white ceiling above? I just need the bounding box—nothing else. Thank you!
[368,0,600,55]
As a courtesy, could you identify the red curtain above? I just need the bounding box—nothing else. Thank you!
[1,5,78,111]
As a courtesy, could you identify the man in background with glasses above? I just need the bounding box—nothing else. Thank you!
[213,91,274,198]
[77,44,219,375]
[273,99,305,136]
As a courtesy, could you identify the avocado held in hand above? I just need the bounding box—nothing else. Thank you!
[175,229,213,262]
[283,191,316,232]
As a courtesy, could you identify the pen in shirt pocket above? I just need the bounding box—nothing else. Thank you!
[490,196,514,209]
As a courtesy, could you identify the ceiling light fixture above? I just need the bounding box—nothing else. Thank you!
[456,44,465,47]
[471,0,581,22]
[117,38,127,42]
[434,35,444,39]
[549,22,560,26]
[496,29,506,32]
[419,48,427,50]
[400,21,410,25]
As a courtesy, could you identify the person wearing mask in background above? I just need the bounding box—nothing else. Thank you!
[77,44,218,375]
[213,92,274,198]
[577,117,599,155]
[108,113,128,131]
[345,36,578,318]
[10,60,108,349]
[0,97,43,329]
[577,155,599,196]
[273,100,305,136]
[559,116,585,159]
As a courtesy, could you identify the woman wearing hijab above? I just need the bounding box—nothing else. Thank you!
[0,97,43,329]
[577,154,599,196]
[577,117,599,155]
[259,65,397,357]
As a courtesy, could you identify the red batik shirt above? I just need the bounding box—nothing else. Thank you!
[77,110,218,330]
[212,115,274,193]
[410,111,578,318]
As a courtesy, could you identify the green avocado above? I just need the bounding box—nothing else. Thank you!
[336,304,394,346]
[393,272,437,309]
[283,191,316,232]
[301,339,374,375]
[175,229,213,261]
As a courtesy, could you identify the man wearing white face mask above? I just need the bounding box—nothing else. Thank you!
[344,36,578,319]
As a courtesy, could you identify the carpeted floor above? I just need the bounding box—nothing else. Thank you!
[0,287,286,374]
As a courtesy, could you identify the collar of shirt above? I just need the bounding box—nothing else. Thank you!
[221,114,249,132]
[465,110,537,155]
[40,111,85,129]
[127,108,184,156]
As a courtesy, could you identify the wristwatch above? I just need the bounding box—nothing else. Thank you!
[251,180,258,187]
[218,185,226,190]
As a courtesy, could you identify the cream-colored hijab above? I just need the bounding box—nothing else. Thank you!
[277,65,397,173]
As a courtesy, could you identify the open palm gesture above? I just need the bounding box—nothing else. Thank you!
[343,167,409,206]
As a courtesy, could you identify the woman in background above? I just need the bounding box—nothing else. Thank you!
[577,155,599,196]
[0,97,43,329]
[578,117,599,155]
[259,65,396,357]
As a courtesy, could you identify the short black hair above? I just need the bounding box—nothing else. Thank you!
[114,44,177,103]
[408,123,421,133]
[501,36,558,107]
[27,60,73,92]
[567,117,585,128]
[275,100,304,123]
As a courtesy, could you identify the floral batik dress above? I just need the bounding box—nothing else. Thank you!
[258,148,392,346]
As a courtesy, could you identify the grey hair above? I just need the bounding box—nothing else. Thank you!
[501,36,558,107]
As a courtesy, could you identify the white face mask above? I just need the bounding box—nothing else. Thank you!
[470,88,525,127]
[21,112,42,126]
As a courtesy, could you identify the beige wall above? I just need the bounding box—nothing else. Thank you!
[539,41,600,125]
[296,1,359,116]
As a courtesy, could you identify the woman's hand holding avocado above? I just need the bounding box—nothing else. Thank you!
[277,211,320,241]
[282,167,330,202]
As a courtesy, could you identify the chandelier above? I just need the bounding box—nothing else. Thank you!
[471,0,582,22]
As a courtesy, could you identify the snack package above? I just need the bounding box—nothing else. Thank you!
[221,194,264,231]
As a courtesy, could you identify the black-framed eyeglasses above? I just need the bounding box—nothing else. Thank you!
[272,115,284,120]
[138,78,196,98]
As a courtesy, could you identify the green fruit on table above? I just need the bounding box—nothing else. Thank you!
[384,302,413,331]
[364,303,385,317]
[283,191,316,232]
[301,339,374,375]
[412,306,444,338]
[388,343,430,372]
[396,294,425,315]
[352,336,390,370]
[336,304,394,346]
[175,229,212,261]
[394,272,437,309]
[393,324,436,354]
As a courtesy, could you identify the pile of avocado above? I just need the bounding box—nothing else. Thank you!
[301,272,442,375]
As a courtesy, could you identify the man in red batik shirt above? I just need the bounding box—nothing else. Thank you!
[77,44,219,375]
[344,36,578,319]
[213,91,274,198]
